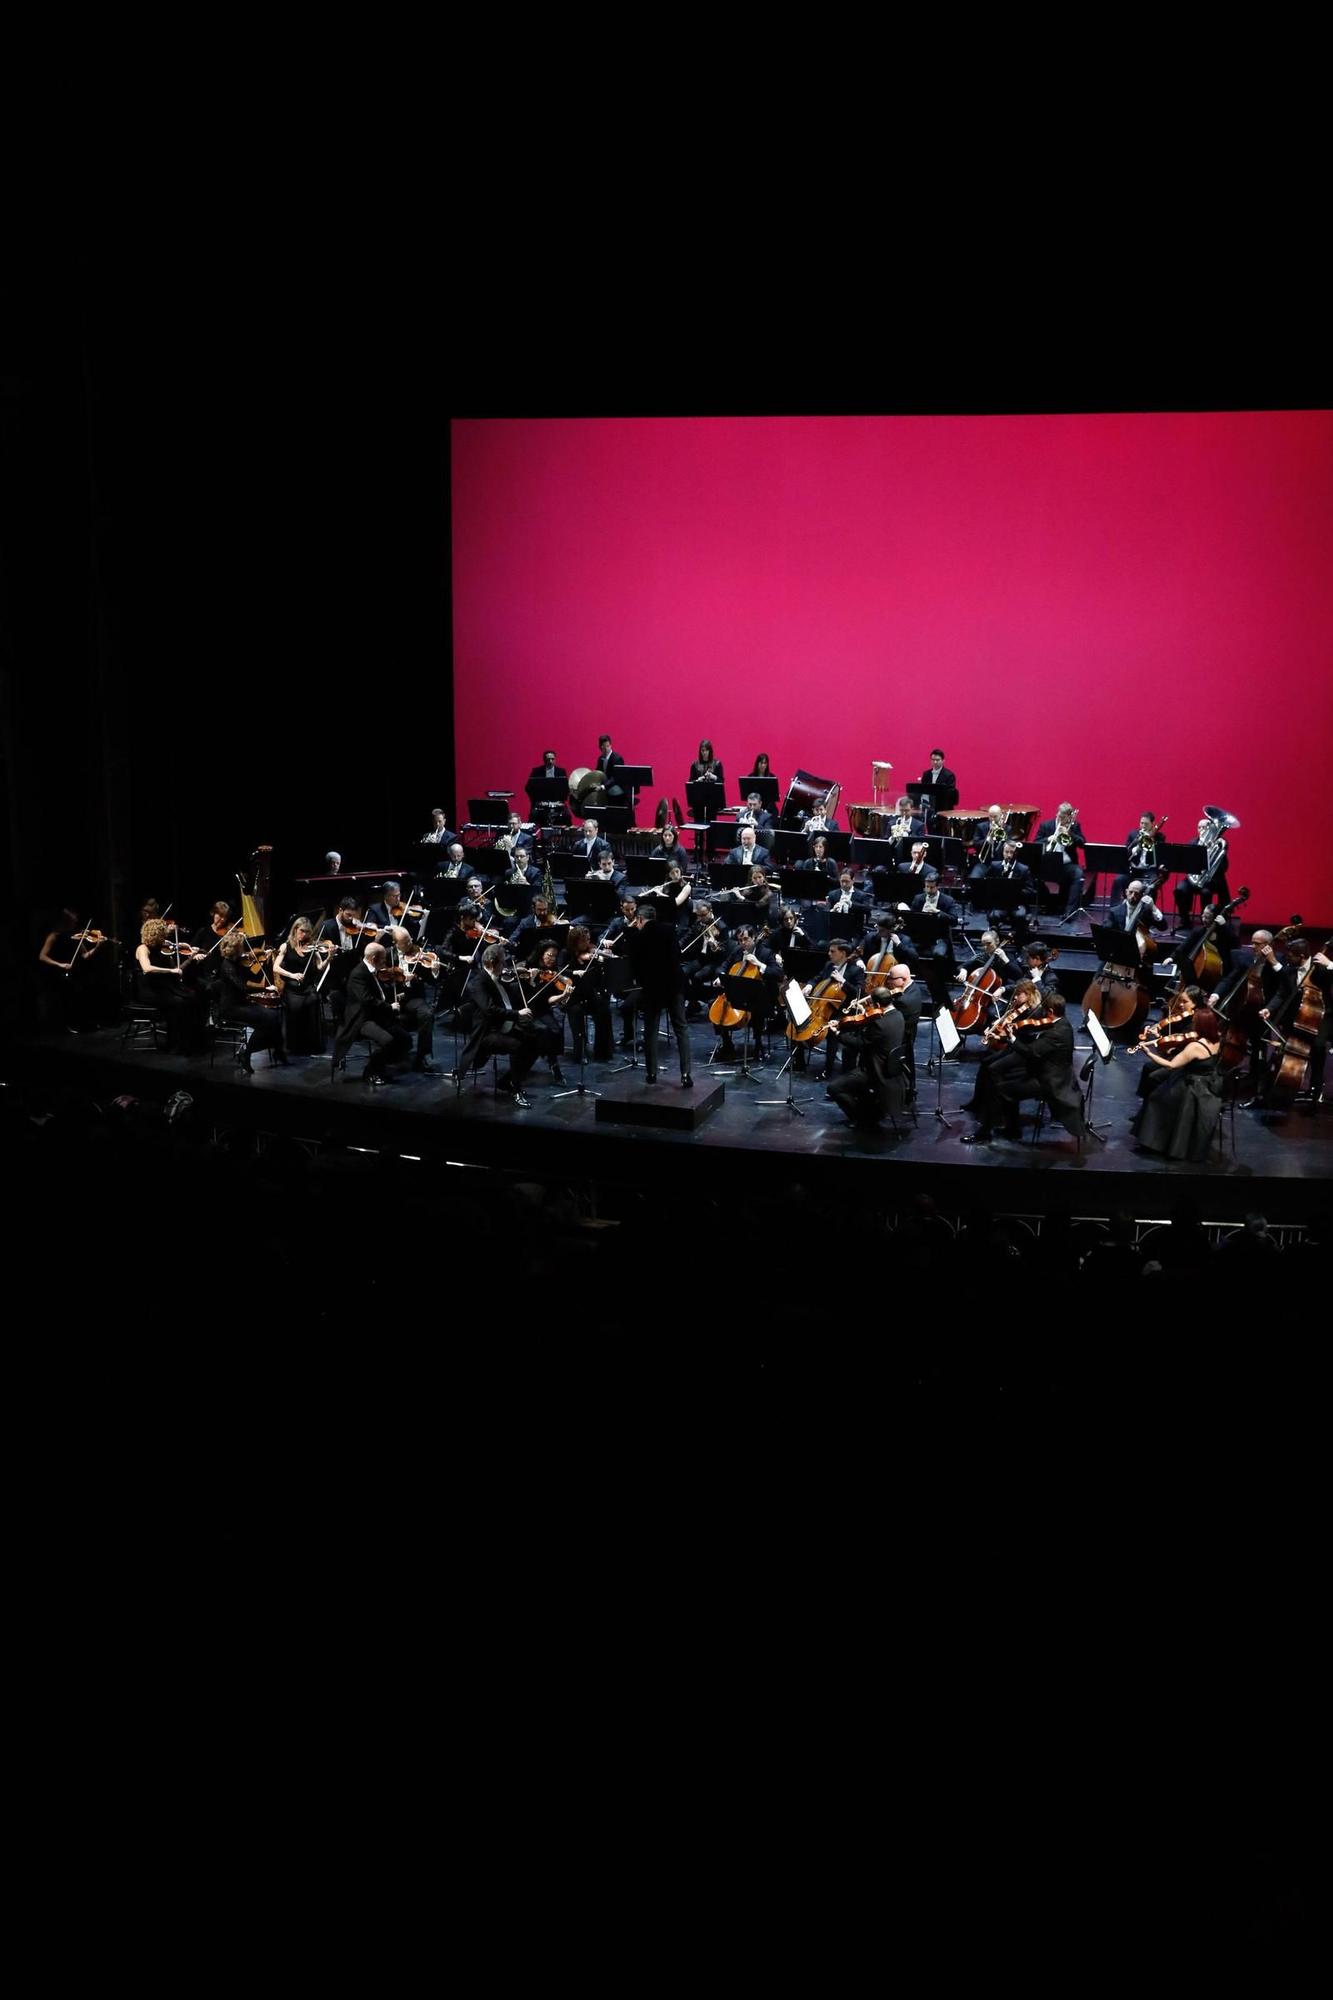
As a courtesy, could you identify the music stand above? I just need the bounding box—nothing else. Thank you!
[467,796,512,826]
[687,779,726,822]
[904,912,952,1004]
[553,956,605,1101]
[758,980,812,1115]
[1077,1007,1113,1140]
[779,866,833,906]
[565,880,621,927]
[929,1006,960,1128]
[977,877,1031,943]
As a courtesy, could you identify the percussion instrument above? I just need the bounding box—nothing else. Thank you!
[780,770,840,832]
[847,803,887,838]
[568,767,609,812]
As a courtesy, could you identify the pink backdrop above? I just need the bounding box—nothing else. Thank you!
[452,413,1333,921]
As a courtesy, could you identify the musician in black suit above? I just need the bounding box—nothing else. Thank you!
[317,899,368,1024]
[1173,816,1230,927]
[1111,814,1167,901]
[1106,881,1168,939]
[737,791,775,833]
[804,939,864,1078]
[898,842,937,891]
[624,904,692,1086]
[1034,805,1088,919]
[596,735,626,804]
[826,870,871,921]
[365,882,422,941]
[826,1002,907,1128]
[1261,940,1332,1104]
[725,827,771,869]
[910,880,961,985]
[963,991,1082,1141]
[435,842,471,882]
[681,903,728,1014]
[587,852,626,896]
[332,943,413,1087]
[451,944,541,1103]
[920,749,959,815]
[882,960,924,1095]
[572,819,612,869]
[527,751,567,785]
[388,927,443,1071]
[970,839,1035,921]
[496,812,535,856]
[885,797,927,864]
[422,808,459,848]
[1021,943,1060,996]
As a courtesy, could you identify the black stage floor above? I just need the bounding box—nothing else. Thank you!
[13,1008,1331,1225]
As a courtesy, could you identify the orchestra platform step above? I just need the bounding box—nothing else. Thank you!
[594,1074,725,1131]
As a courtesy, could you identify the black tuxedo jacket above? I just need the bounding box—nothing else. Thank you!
[1035,819,1087,860]
[574,836,612,867]
[726,844,771,868]
[1107,898,1166,934]
[343,959,396,1038]
[920,766,958,809]
[625,920,684,999]
[846,1006,906,1103]
[978,860,1036,901]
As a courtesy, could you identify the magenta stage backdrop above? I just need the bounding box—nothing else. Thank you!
[451,413,1333,921]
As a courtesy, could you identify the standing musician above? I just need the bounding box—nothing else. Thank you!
[218,930,285,1071]
[564,924,615,1064]
[596,734,626,805]
[711,923,776,1065]
[1034,803,1089,920]
[387,926,443,1073]
[331,941,413,1087]
[133,918,208,1053]
[825,992,908,1129]
[365,881,422,941]
[422,807,459,846]
[737,791,776,833]
[1112,813,1168,901]
[725,824,771,869]
[573,817,612,869]
[274,918,332,1055]
[1174,812,1231,928]
[797,835,838,884]
[527,749,567,785]
[970,837,1036,924]
[624,904,693,1087]
[450,943,541,1104]
[38,909,113,1032]
[920,748,959,815]
[689,739,725,787]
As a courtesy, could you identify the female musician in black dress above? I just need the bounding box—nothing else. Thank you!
[651,825,691,871]
[689,739,724,787]
[218,931,285,1070]
[798,836,838,884]
[1131,1004,1223,1161]
[134,918,208,1053]
[274,918,331,1055]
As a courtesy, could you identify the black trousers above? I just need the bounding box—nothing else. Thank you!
[225,1001,284,1055]
[641,988,690,1078]
[400,994,437,1062]
[828,1063,905,1127]
[282,987,325,1054]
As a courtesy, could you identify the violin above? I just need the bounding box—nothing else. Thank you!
[983,1001,1054,1046]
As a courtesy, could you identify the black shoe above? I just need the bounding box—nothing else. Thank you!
[961,1129,994,1144]
[511,1089,531,1108]
[448,1070,464,1088]
[237,1051,254,1074]
[645,1071,658,1084]
[367,1072,386,1088]
[551,1066,567,1085]
[681,1074,693,1088]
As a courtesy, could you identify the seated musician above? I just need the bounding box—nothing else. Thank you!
[604,894,646,1045]
[333,941,413,1089]
[565,924,614,1063]
[882,960,924,1095]
[825,990,908,1129]
[573,817,612,869]
[647,859,693,923]
[527,748,567,784]
[689,739,724,786]
[720,863,775,926]
[966,809,1011,895]
[802,938,865,1078]
[682,903,727,1018]
[770,905,812,964]
[863,913,918,975]
[797,835,838,882]
[365,881,421,941]
[434,840,470,882]
[133,918,208,1053]
[317,897,368,1021]
[190,900,236,953]
[450,880,499,960]
[1111,813,1167,902]
[422,807,458,847]
[217,930,284,1071]
[920,748,959,814]
[519,942,571,1084]
[910,876,961,968]
[737,791,776,833]
[651,825,691,868]
[389,926,442,1073]
[1021,941,1059,995]
[589,851,627,895]
[510,894,561,946]
[711,924,775,1062]
[322,850,344,878]
[1107,880,1167,955]
[827,869,871,920]
[1260,938,1331,1107]
[1034,803,1088,920]
[898,840,936,889]
[497,811,534,856]
[803,798,840,834]
[1173,814,1230,927]
[962,984,1078,1143]
[725,824,771,869]
[887,796,926,862]
[451,941,541,1103]
[970,838,1036,929]
[953,929,1026,1027]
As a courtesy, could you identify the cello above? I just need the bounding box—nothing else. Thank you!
[785,973,847,1047]
[708,949,763,1032]
[1268,938,1332,1107]
[951,934,1015,1033]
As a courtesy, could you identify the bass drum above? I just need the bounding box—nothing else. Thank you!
[568,767,608,813]
[847,802,886,838]
[781,769,839,831]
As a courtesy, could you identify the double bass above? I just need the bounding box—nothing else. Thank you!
[1186,887,1250,989]
[1268,938,1332,1108]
